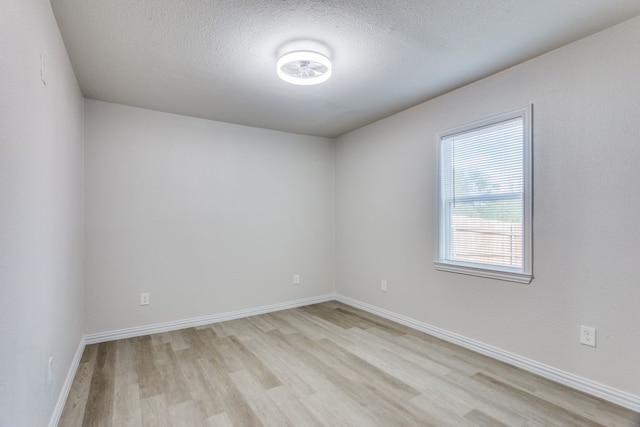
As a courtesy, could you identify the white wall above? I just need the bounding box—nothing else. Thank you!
[2,4,637,423]
[335,16,640,396]
[0,0,84,426]
[84,100,335,334]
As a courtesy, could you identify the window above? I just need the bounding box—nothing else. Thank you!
[435,106,532,283]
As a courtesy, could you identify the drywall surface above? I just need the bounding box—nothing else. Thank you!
[84,100,335,334]
[51,0,640,137]
[0,0,84,426]
[335,16,640,396]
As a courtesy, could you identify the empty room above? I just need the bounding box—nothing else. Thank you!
[2,0,640,426]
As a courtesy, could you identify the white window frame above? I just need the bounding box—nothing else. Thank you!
[434,105,533,284]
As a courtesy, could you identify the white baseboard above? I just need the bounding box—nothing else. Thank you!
[335,294,640,413]
[51,294,335,426]
[85,293,337,345]
[49,337,86,427]
[53,292,639,426]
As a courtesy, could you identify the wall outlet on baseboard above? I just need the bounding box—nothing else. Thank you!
[580,325,596,347]
[140,292,150,306]
[381,280,388,292]
[293,274,301,285]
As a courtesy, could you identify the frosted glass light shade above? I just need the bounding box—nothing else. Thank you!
[277,51,332,85]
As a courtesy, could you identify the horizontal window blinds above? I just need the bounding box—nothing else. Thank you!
[441,117,524,269]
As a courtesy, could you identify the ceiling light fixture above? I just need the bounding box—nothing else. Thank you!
[277,50,332,86]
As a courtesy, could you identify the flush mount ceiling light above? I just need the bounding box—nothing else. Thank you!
[277,51,332,86]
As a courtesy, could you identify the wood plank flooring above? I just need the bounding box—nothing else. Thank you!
[59,302,640,426]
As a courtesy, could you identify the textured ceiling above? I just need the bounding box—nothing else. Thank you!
[51,0,640,137]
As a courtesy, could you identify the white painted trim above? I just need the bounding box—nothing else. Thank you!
[434,105,534,285]
[434,261,532,284]
[56,293,640,423]
[335,294,640,413]
[85,294,337,344]
[49,337,86,427]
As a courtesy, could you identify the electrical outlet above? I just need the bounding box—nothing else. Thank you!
[293,274,301,285]
[140,292,150,306]
[381,280,388,292]
[580,325,596,347]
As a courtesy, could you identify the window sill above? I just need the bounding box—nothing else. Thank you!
[433,261,532,284]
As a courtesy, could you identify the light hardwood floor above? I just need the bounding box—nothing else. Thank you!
[60,302,640,426]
